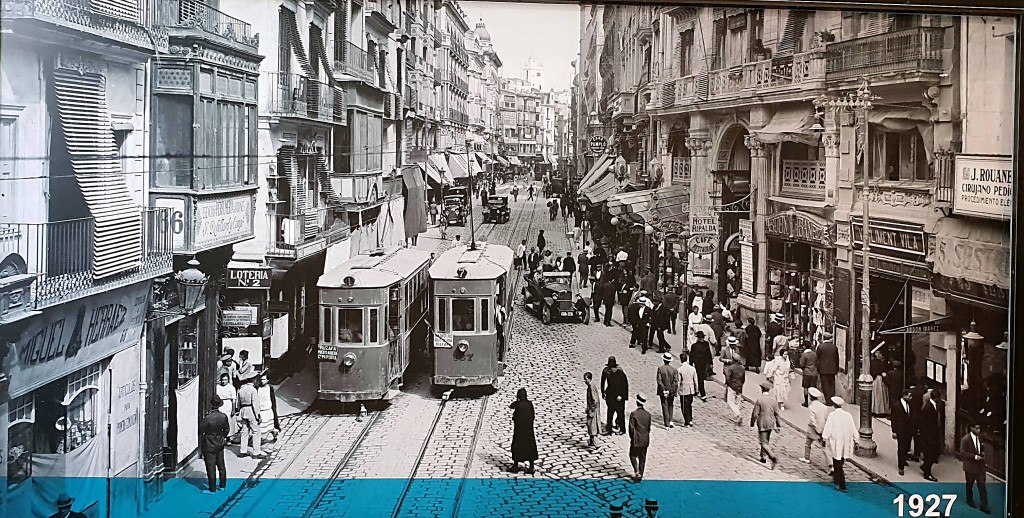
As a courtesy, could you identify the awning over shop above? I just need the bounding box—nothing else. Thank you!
[468,155,484,175]
[494,155,509,167]
[608,188,657,216]
[931,217,1010,291]
[423,160,443,186]
[582,173,622,204]
[447,154,470,179]
[508,156,523,166]
[543,153,555,166]
[475,151,492,164]
[754,106,818,146]
[428,154,454,184]
[579,155,614,191]
[401,165,428,237]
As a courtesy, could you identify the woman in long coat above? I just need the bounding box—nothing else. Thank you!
[765,347,793,411]
[870,351,891,417]
[584,373,601,448]
[509,388,538,473]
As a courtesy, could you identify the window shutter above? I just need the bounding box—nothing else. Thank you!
[91,0,138,22]
[52,69,141,279]
[335,3,348,64]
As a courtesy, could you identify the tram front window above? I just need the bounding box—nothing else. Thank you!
[451,299,476,332]
[337,308,364,344]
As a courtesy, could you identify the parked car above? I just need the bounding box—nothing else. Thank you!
[443,195,467,226]
[483,196,510,224]
[445,185,470,207]
[521,271,588,325]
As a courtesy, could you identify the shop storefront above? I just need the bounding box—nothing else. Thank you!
[5,282,149,518]
[222,263,272,379]
[849,217,933,396]
[764,209,836,353]
[931,216,1010,477]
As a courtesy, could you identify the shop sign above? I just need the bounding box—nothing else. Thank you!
[933,274,1009,307]
[933,233,1010,291]
[589,136,607,154]
[765,211,834,246]
[194,194,255,250]
[854,253,930,283]
[739,220,753,242]
[691,216,717,235]
[110,346,141,474]
[222,306,258,328]
[953,155,1012,220]
[6,283,149,398]
[688,234,717,255]
[852,217,925,257]
[227,266,272,289]
[879,316,956,335]
[740,241,754,294]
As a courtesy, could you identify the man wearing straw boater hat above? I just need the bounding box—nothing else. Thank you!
[628,393,652,481]
[656,353,678,427]
[50,492,86,518]
[236,370,266,459]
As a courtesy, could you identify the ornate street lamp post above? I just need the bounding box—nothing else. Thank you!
[814,79,880,458]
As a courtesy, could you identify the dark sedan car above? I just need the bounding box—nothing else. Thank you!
[521,271,588,325]
[483,196,510,224]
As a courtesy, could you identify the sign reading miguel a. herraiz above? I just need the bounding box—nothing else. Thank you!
[227,265,272,289]
[954,155,1012,220]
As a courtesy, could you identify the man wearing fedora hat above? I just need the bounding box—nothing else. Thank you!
[644,498,660,518]
[689,331,713,401]
[601,356,629,435]
[766,313,784,361]
[628,393,652,481]
[50,492,86,518]
[199,395,230,493]
[817,331,840,405]
[750,382,781,470]
[656,353,679,427]
[236,371,266,458]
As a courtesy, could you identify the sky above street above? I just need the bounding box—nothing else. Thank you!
[461,1,580,92]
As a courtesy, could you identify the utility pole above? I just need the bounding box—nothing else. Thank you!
[814,79,879,457]
[466,139,478,251]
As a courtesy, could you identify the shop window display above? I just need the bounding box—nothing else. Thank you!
[7,394,34,488]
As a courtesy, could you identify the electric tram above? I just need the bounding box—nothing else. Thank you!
[316,247,432,402]
[428,242,515,390]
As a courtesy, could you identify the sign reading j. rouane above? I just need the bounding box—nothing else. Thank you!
[954,155,1012,220]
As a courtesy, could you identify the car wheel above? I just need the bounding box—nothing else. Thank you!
[541,305,552,325]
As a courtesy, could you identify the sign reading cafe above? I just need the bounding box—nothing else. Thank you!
[954,155,1012,220]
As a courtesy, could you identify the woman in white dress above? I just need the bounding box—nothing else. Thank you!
[215,373,238,439]
[256,371,280,443]
[765,347,793,411]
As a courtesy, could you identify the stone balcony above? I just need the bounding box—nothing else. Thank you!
[825,27,945,84]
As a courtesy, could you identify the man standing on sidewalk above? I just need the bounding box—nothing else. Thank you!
[628,393,653,482]
[656,353,678,428]
[690,331,713,401]
[817,332,840,404]
[198,395,230,494]
[750,382,780,470]
[919,388,944,481]
[799,344,819,407]
[891,388,918,476]
[823,397,858,492]
[799,388,832,470]
[602,356,629,435]
[724,352,746,426]
[649,300,672,354]
[676,352,699,427]
[663,288,681,335]
[961,423,990,514]
[237,372,265,459]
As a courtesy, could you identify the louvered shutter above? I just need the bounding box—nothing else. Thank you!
[316,155,344,206]
[52,69,141,279]
[777,10,810,57]
[91,0,138,22]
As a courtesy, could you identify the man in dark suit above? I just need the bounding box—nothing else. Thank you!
[919,388,944,481]
[199,395,231,493]
[689,331,714,401]
[602,356,629,435]
[649,300,671,353]
[628,393,653,481]
[49,493,87,518]
[960,423,990,513]
[656,353,679,427]
[816,332,840,404]
[890,388,918,476]
[600,275,619,327]
[628,297,651,352]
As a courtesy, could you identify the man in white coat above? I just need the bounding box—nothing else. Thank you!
[823,396,858,492]
[675,351,699,427]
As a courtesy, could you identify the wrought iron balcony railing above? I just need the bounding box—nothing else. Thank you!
[156,0,258,50]
[265,72,343,123]
[934,151,955,206]
[334,42,377,84]
[825,27,945,81]
[266,209,348,260]
[781,159,827,199]
[0,208,173,309]
[3,0,158,50]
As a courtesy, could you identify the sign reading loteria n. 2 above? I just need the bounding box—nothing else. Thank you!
[589,136,608,154]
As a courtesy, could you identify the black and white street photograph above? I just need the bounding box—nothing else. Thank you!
[0,0,1018,516]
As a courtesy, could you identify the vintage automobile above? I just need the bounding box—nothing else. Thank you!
[521,271,589,325]
[445,185,470,206]
[443,195,467,226]
[483,196,510,224]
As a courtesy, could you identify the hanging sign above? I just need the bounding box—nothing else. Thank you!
[687,234,717,255]
[227,266,272,289]
[589,136,608,154]
[879,316,956,335]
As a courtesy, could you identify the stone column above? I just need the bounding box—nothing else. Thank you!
[822,111,840,206]
[744,134,769,317]
[657,125,670,187]
[684,131,712,287]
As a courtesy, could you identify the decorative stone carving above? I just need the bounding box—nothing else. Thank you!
[743,134,765,159]
[684,137,712,157]
[57,53,107,76]
[821,133,840,158]
[864,189,931,208]
[167,44,260,73]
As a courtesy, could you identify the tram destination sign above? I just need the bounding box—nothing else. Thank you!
[227,266,272,289]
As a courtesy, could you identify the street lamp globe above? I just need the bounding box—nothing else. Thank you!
[175,257,208,313]
[610,216,620,226]
[644,224,655,236]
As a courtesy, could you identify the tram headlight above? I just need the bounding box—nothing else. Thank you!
[456,340,469,353]
[342,353,357,368]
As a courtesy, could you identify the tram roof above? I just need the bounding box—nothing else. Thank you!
[428,242,515,280]
[318,248,432,289]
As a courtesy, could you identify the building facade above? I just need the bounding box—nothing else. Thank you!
[577,6,1014,472]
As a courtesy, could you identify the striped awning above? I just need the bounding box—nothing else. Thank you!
[508,156,523,166]
[428,154,454,184]
[581,174,622,204]
[475,151,492,164]
[447,154,470,179]
[579,155,614,191]
[494,155,509,167]
[608,188,657,215]
[52,69,141,279]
